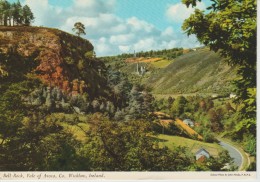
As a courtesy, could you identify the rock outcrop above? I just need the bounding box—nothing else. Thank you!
[0,26,105,96]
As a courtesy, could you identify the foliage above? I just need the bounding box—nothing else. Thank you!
[102,47,183,61]
[72,22,86,37]
[207,108,224,132]
[0,79,90,171]
[182,0,256,118]
[0,0,34,26]
[182,0,256,157]
[22,5,34,25]
[84,114,194,171]
[206,150,235,171]
[170,96,187,117]
[244,135,256,156]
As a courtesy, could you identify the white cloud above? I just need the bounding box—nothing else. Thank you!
[24,0,66,28]
[71,0,116,16]
[23,0,201,56]
[166,2,206,23]
[109,34,135,45]
[127,17,154,33]
[119,45,130,52]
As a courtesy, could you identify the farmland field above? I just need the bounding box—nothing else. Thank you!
[158,134,223,157]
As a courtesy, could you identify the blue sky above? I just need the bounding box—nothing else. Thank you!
[116,0,177,30]
[10,0,207,56]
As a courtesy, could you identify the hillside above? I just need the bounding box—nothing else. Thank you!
[145,48,237,94]
[103,48,237,96]
[0,26,106,98]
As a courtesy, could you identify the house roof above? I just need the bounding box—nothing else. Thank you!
[183,119,192,122]
[195,148,210,156]
[183,119,194,124]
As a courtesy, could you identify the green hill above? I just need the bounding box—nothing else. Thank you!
[104,47,238,96]
[145,48,237,95]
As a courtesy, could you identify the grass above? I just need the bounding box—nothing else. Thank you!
[51,113,90,141]
[175,119,203,140]
[125,57,162,63]
[145,48,237,94]
[150,59,172,68]
[158,134,224,156]
[60,122,89,141]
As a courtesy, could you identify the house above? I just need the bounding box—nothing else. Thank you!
[183,119,194,127]
[195,148,210,161]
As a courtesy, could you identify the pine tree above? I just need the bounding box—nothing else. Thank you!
[22,5,34,26]
[12,0,23,25]
[72,22,86,37]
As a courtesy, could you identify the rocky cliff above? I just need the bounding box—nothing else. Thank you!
[0,26,106,97]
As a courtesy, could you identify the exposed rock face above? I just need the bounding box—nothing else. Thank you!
[0,26,105,96]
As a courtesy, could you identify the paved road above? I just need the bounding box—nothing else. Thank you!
[218,140,243,170]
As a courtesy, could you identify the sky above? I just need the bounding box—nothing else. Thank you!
[10,0,207,56]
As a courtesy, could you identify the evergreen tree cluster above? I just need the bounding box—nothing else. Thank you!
[102,47,184,60]
[0,0,34,26]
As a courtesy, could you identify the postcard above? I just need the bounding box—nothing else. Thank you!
[0,0,257,181]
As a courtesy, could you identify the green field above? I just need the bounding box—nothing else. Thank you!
[51,113,89,141]
[150,59,172,68]
[158,134,224,157]
[60,122,89,141]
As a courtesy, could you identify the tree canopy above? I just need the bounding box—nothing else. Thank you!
[0,0,34,26]
[72,22,86,37]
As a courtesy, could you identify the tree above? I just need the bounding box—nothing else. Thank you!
[208,108,224,132]
[167,96,174,109]
[83,114,194,171]
[0,1,3,25]
[0,0,34,26]
[171,96,187,117]
[12,1,23,25]
[1,0,10,26]
[182,0,256,119]
[22,5,34,26]
[0,80,90,171]
[72,22,86,37]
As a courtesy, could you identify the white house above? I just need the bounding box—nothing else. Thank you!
[195,148,210,160]
[183,119,194,127]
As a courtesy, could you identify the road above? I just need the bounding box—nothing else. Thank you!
[218,139,244,170]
